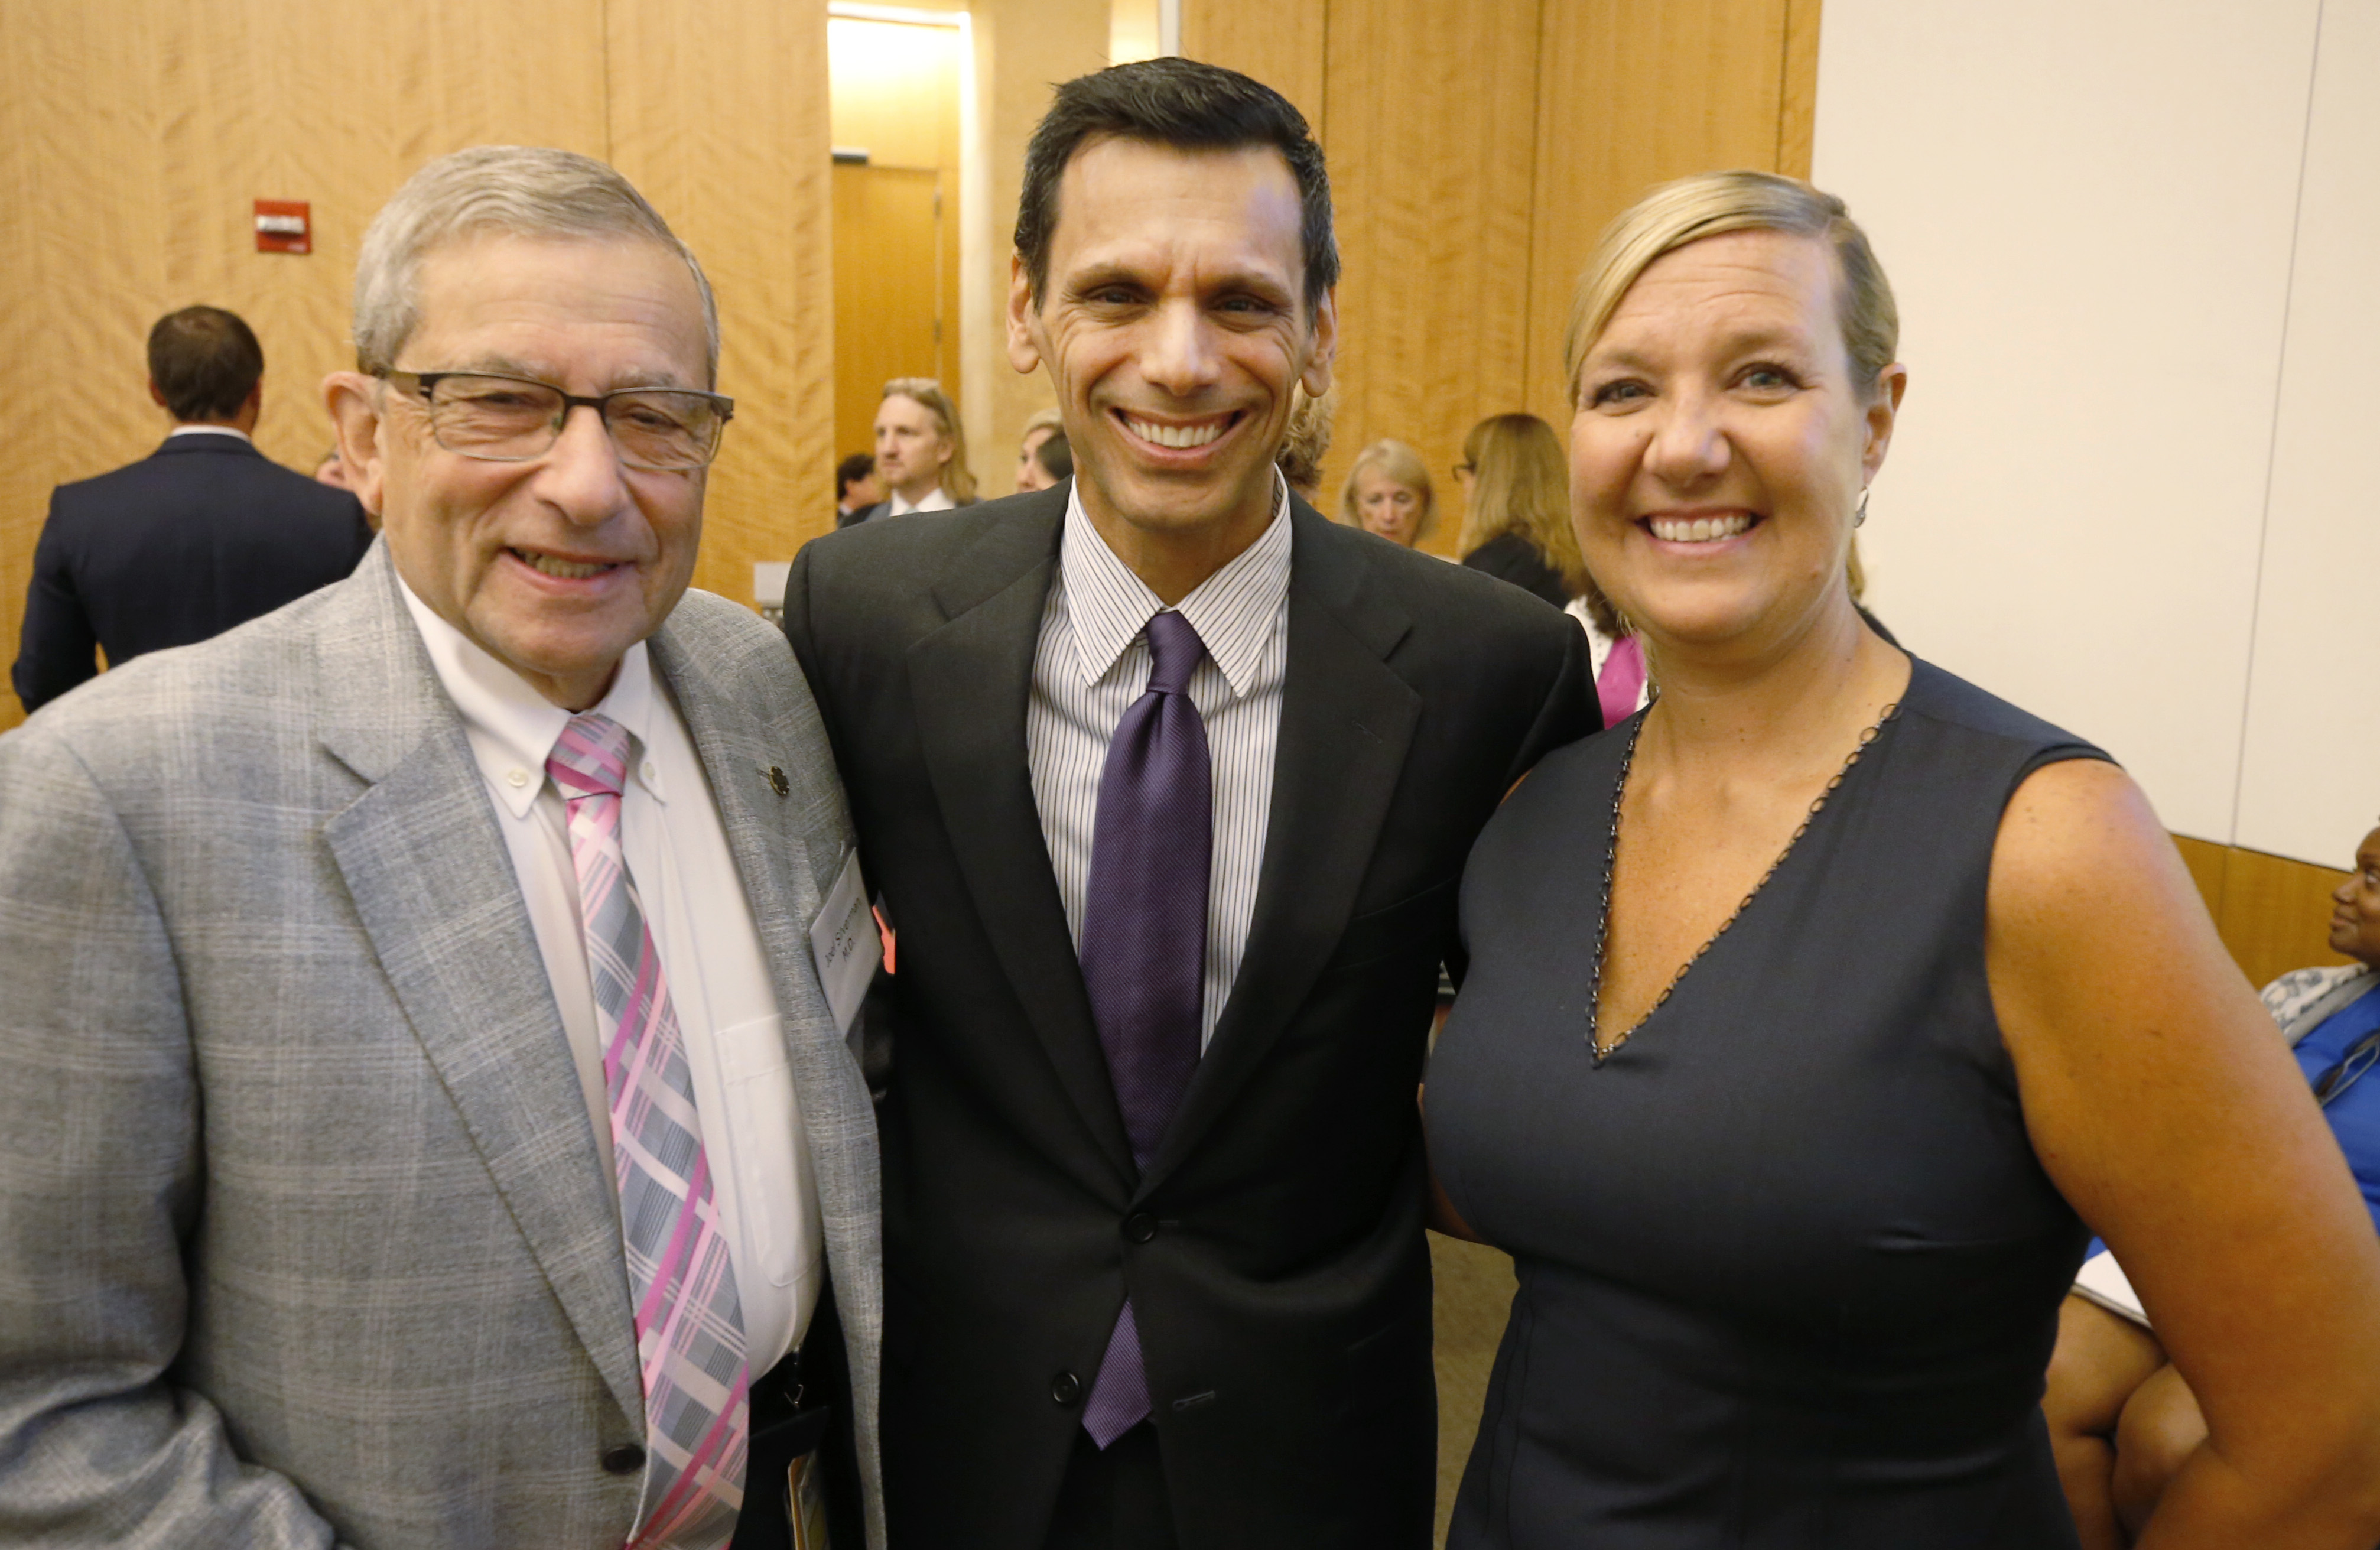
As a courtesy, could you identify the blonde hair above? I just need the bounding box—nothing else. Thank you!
[1021,406,1064,441]
[1276,383,1334,499]
[882,377,977,505]
[1563,169,1898,408]
[1457,414,1583,593]
[1336,438,1435,541]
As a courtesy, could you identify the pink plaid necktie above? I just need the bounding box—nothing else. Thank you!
[548,712,749,1549]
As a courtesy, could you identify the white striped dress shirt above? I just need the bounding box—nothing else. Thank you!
[1028,477,1293,1049]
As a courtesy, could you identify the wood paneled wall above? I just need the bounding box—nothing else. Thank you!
[0,0,831,730]
[970,0,1113,496]
[1182,0,1819,554]
[1178,0,1327,133]
[2174,837,2355,993]
[610,2,837,613]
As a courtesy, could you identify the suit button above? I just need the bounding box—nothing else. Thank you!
[1123,1212,1158,1243]
[600,1442,646,1475]
[1050,1371,1082,1407]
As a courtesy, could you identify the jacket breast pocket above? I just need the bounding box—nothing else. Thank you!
[715,1014,824,1292]
[1323,877,1458,976]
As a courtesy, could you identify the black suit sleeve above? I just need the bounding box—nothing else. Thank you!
[344,498,377,568]
[1448,616,1598,993]
[781,541,823,695]
[11,495,99,714]
[1502,612,1602,787]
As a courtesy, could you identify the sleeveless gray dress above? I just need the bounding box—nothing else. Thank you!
[1428,660,2103,1549]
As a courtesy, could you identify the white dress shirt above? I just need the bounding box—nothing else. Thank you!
[396,580,823,1375]
[165,424,253,443]
[886,486,954,516]
[1027,476,1292,1047]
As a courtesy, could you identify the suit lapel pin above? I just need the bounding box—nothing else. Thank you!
[765,764,790,798]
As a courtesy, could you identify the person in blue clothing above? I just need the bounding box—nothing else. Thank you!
[2045,821,2380,1548]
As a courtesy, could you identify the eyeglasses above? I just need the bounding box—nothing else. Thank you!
[2314,1029,2380,1107]
[384,370,734,471]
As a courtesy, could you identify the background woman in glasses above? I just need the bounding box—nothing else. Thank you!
[2046,822,2380,1548]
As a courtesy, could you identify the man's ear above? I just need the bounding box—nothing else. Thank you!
[147,379,169,412]
[324,371,388,519]
[1006,252,1044,375]
[1300,286,1339,399]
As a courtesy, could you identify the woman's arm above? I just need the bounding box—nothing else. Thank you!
[1990,759,2380,1549]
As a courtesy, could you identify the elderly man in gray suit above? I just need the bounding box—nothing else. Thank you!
[0,147,881,1550]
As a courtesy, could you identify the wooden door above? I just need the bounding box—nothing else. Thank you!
[833,161,947,469]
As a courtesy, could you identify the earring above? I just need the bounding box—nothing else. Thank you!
[1854,490,1869,528]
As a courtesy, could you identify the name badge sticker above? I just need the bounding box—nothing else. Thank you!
[809,849,881,1035]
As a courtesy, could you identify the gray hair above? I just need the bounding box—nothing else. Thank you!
[352,146,719,384]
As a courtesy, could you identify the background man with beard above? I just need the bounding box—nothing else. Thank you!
[785,59,1596,1550]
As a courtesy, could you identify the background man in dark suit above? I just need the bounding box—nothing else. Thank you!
[834,451,882,528]
[11,304,373,713]
[785,59,1597,1550]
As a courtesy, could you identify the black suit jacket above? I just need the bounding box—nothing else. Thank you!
[1461,529,1571,609]
[12,433,373,713]
[784,487,1598,1550]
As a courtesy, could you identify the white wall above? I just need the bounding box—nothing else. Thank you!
[1813,1,2376,865]
[2235,1,2380,865]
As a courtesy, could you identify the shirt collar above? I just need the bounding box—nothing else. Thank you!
[1058,471,1292,699]
[888,486,950,517]
[393,573,662,818]
[167,424,253,444]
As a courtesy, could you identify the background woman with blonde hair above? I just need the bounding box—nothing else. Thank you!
[1426,168,2380,1547]
[1337,437,1435,548]
[1455,412,1579,607]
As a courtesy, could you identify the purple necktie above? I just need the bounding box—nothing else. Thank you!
[1077,609,1211,1448]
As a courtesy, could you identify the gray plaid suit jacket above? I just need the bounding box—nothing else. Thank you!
[0,544,883,1548]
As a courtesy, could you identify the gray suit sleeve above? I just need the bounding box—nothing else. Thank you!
[0,726,339,1548]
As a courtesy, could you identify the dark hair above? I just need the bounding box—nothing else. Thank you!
[1015,57,1338,311]
[1032,430,1073,483]
[148,306,263,421]
[836,451,876,501]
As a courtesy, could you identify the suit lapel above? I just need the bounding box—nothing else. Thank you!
[649,614,878,1147]
[905,498,1137,1182]
[314,551,642,1428]
[1142,509,1419,1191]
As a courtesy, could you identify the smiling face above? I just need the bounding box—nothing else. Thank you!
[1352,465,1425,546]
[329,233,711,710]
[1569,228,1903,661]
[1007,136,1335,597]
[2332,828,2380,967]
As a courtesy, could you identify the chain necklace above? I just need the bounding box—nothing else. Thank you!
[1585,697,1904,1065]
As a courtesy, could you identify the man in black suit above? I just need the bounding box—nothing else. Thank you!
[12,304,372,714]
[785,59,1597,1550]
[834,450,882,528]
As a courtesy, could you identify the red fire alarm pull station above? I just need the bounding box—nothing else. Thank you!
[255,199,310,255]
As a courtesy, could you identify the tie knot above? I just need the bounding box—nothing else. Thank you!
[1142,610,1206,696]
[547,711,633,800]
